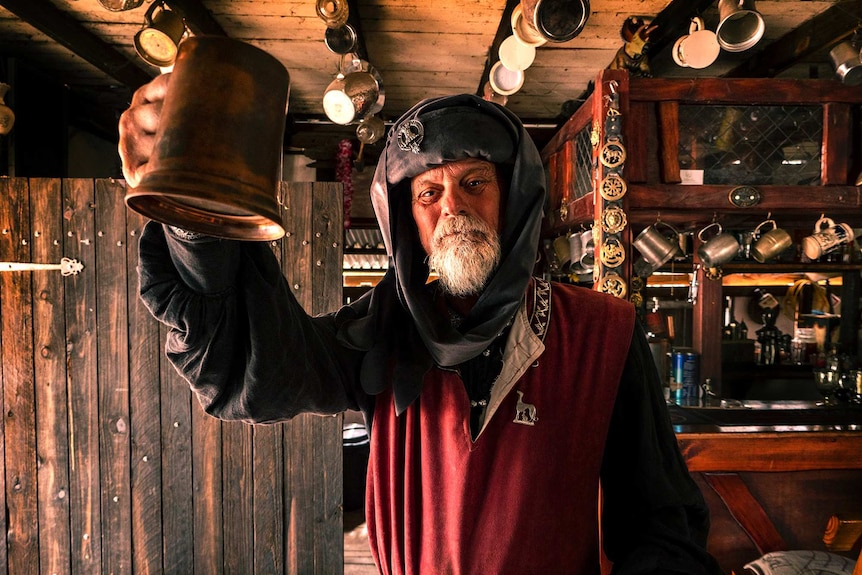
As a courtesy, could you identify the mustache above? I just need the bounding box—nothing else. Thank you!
[433,215,492,245]
[428,215,501,297]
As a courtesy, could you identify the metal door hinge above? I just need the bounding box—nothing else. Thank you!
[0,257,84,275]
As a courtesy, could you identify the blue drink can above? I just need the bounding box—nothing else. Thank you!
[670,350,700,405]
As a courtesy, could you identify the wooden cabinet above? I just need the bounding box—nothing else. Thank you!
[541,69,862,394]
[677,429,862,574]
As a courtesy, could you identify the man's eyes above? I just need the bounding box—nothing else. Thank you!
[412,174,494,201]
[414,189,439,202]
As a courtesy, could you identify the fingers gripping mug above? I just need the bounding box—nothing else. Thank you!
[697,222,740,268]
[751,219,793,263]
[802,216,855,260]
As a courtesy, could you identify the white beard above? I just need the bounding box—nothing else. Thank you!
[428,215,501,297]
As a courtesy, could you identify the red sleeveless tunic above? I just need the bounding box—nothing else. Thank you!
[366,281,635,575]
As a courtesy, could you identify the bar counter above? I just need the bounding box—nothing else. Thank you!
[667,401,862,574]
[670,399,862,435]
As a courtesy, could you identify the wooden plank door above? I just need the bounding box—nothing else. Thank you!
[0,178,345,574]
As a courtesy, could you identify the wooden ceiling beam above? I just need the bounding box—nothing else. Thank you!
[164,0,228,37]
[345,0,370,63]
[722,0,862,78]
[476,0,520,97]
[0,0,153,89]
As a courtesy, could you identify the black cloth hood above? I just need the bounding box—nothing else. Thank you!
[337,94,547,413]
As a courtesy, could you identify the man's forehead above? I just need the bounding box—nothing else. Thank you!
[412,158,496,184]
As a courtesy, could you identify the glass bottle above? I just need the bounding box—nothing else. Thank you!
[825,344,841,372]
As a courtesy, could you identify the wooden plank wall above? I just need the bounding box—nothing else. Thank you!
[0,178,345,574]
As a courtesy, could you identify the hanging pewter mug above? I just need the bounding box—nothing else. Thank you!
[751,218,792,263]
[519,0,590,43]
[633,221,680,269]
[125,36,290,241]
[697,222,740,268]
[829,41,862,86]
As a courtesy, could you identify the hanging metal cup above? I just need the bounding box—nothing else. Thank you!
[552,233,572,269]
[751,218,792,263]
[323,67,383,124]
[697,222,740,268]
[672,17,720,69]
[125,36,291,241]
[829,41,862,86]
[511,4,547,47]
[316,0,349,28]
[98,0,144,10]
[579,228,595,272]
[519,0,590,43]
[633,221,680,269]
[802,216,855,260]
[715,0,765,52]
[134,4,187,68]
[568,230,584,271]
[675,231,694,261]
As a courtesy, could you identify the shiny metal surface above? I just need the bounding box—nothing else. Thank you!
[125,36,290,241]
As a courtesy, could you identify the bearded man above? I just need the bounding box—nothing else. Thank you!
[121,86,723,575]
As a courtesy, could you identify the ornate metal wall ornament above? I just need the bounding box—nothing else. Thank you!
[591,118,602,148]
[728,185,761,208]
[598,271,627,298]
[599,172,627,201]
[599,136,626,168]
[629,276,644,308]
[704,266,723,280]
[599,205,627,234]
[592,80,629,299]
[600,236,626,267]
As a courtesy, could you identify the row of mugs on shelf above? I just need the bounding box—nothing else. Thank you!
[547,215,858,277]
[635,215,856,270]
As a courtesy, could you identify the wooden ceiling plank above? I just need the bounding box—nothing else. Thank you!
[722,0,862,78]
[0,0,152,88]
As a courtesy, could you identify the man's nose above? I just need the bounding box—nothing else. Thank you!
[440,187,467,216]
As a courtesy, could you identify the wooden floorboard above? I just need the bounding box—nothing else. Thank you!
[344,516,376,575]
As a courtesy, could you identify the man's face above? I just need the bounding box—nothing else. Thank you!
[410,158,502,254]
[410,158,503,297]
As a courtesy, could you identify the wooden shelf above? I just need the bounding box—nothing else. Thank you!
[541,69,862,398]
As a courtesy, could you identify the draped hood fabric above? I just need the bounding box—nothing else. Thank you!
[337,94,548,413]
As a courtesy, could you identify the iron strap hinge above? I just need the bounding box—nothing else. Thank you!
[0,257,84,276]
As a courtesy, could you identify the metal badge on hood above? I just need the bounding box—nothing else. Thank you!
[397,118,424,153]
